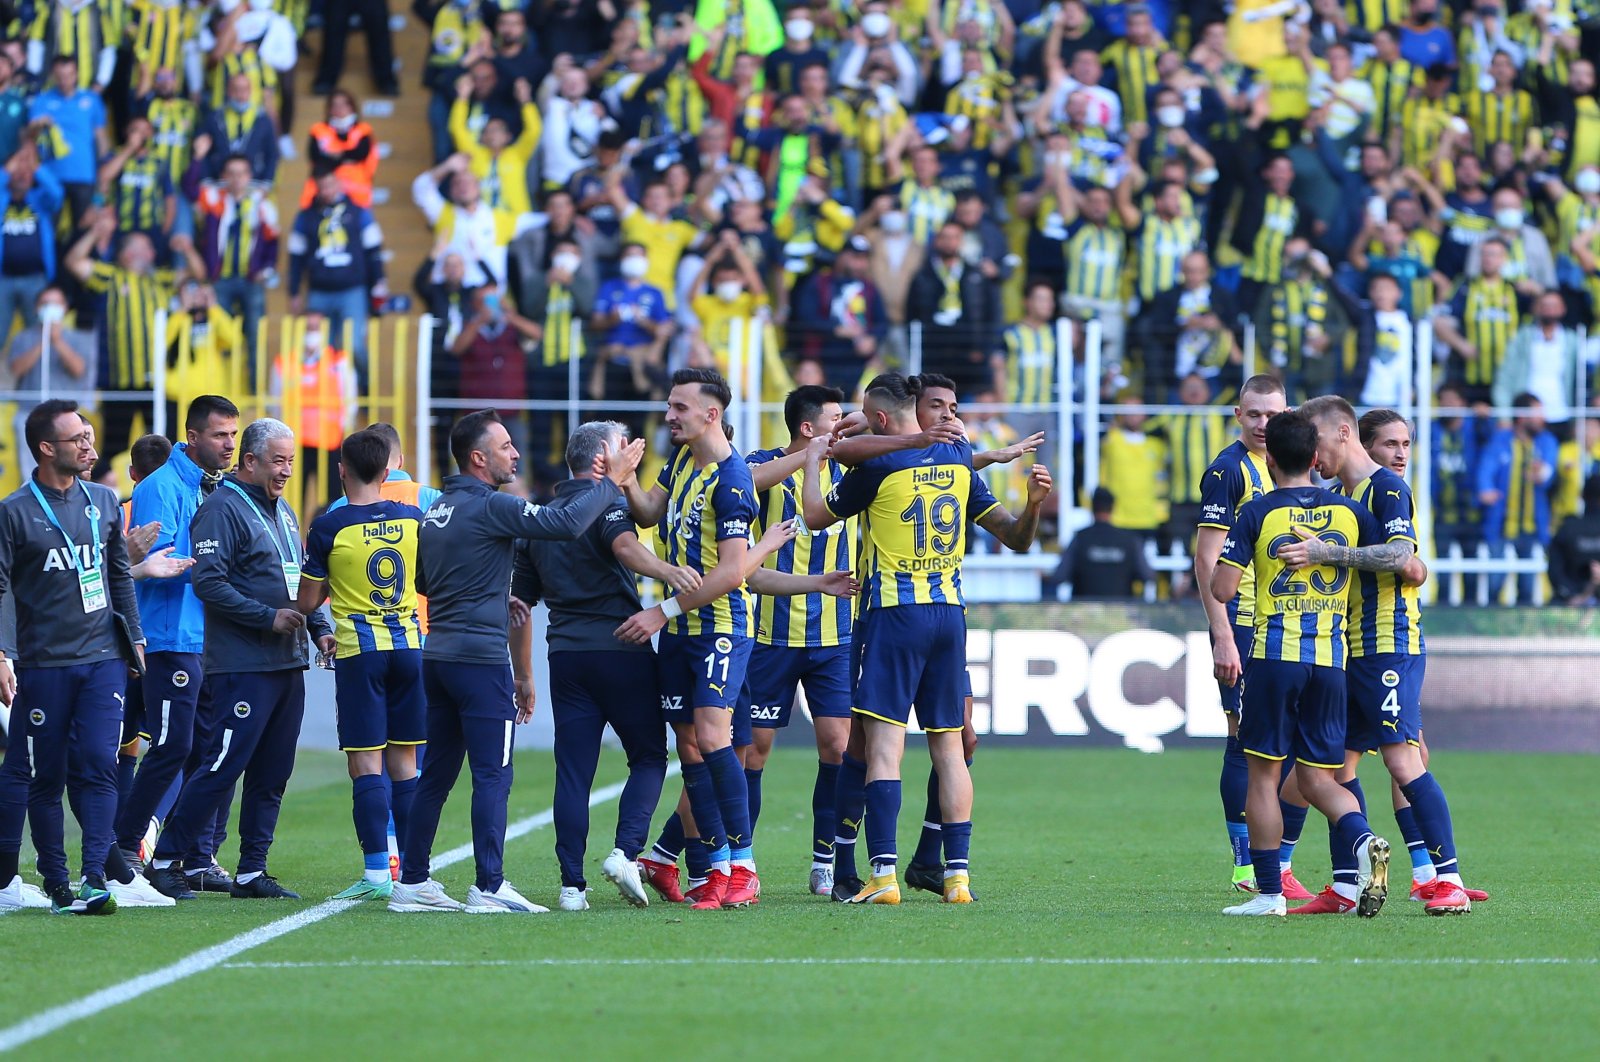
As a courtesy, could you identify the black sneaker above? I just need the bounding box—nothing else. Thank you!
[831,874,865,903]
[904,862,945,895]
[230,874,300,899]
[186,863,234,893]
[144,864,197,901]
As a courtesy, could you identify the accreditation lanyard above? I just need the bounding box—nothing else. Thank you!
[223,480,300,596]
[29,478,105,613]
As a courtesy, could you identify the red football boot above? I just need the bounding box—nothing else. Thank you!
[1424,880,1473,915]
[638,858,684,904]
[723,866,761,907]
[1279,869,1315,901]
[688,868,729,910]
[1287,886,1356,915]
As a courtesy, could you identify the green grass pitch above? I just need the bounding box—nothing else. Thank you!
[1,746,1596,1059]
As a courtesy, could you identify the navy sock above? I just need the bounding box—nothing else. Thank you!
[1220,736,1249,865]
[811,761,840,864]
[652,811,685,863]
[1331,810,1374,890]
[390,776,417,867]
[1399,772,1458,878]
[103,842,135,885]
[834,753,867,878]
[352,775,390,865]
[116,753,137,812]
[0,851,16,883]
[1341,777,1368,817]
[743,768,764,840]
[684,836,711,881]
[681,760,727,863]
[1394,804,1431,876]
[913,768,942,866]
[1279,800,1308,867]
[863,779,901,874]
[705,746,753,860]
[1249,848,1282,897]
[942,820,971,878]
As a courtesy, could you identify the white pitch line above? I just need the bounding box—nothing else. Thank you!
[218,957,1600,970]
[0,766,675,1054]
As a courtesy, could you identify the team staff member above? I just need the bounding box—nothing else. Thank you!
[144,419,335,902]
[390,410,642,915]
[298,428,426,903]
[1211,410,1392,919]
[616,369,763,912]
[115,395,241,894]
[0,400,143,915]
[511,422,688,912]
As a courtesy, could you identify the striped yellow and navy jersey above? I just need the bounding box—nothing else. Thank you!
[898,180,955,245]
[210,47,278,113]
[1219,486,1381,666]
[1153,410,1229,506]
[111,152,172,235]
[86,261,171,390]
[1340,467,1423,658]
[855,93,908,191]
[1064,220,1125,302]
[1267,279,1329,374]
[1449,276,1520,389]
[539,281,582,367]
[654,445,757,638]
[1242,194,1298,283]
[130,0,198,77]
[1135,214,1201,301]
[29,1,120,91]
[1100,39,1163,126]
[144,96,196,189]
[1002,322,1055,407]
[746,447,854,649]
[1399,91,1461,168]
[302,499,425,656]
[1358,57,1421,145]
[1464,88,1536,157]
[1345,0,1409,32]
[1199,439,1273,626]
[823,441,1000,610]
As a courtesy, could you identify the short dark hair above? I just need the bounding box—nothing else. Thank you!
[863,372,919,411]
[1358,408,1407,449]
[129,434,173,479]
[1091,486,1114,514]
[1513,392,1541,410]
[784,384,845,436]
[185,395,241,434]
[913,372,956,395]
[90,458,115,484]
[1264,409,1319,477]
[671,367,732,409]
[339,429,391,484]
[450,409,503,471]
[221,153,252,174]
[367,421,403,457]
[25,399,79,461]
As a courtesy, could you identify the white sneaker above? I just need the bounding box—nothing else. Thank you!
[1355,834,1391,918]
[465,880,549,914]
[388,878,466,913]
[1,874,52,911]
[809,865,834,896]
[1223,894,1287,916]
[558,886,589,911]
[601,848,648,907]
[108,873,177,908]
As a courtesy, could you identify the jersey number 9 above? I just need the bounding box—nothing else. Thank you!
[367,547,407,609]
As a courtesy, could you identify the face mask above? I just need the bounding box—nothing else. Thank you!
[1578,171,1600,196]
[620,255,648,278]
[880,210,907,234]
[482,293,502,318]
[862,12,891,37]
[786,19,814,41]
[304,331,324,352]
[38,303,64,325]
[1156,105,1185,129]
[330,113,356,133]
[1540,314,1564,327]
[715,280,743,302]
[249,0,272,10]
[552,252,581,274]
[229,98,251,113]
[1495,208,1523,229]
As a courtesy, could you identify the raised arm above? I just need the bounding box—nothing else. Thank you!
[974,464,1053,552]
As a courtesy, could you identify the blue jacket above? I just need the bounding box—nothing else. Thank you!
[130,444,210,654]
[0,166,63,278]
[1477,427,1558,544]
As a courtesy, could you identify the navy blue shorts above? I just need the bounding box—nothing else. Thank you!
[854,604,967,732]
[333,649,426,752]
[1238,659,1347,769]
[746,642,853,729]
[657,630,754,726]
[1345,653,1424,753]
[1214,623,1255,715]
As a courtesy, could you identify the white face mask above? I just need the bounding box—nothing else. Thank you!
[786,19,814,41]
[1578,170,1600,196]
[715,280,744,302]
[1156,105,1185,129]
[1495,208,1523,229]
[248,0,272,10]
[304,331,324,352]
[880,210,907,234]
[330,113,356,133]
[620,255,648,279]
[38,303,64,325]
[862,12,891,37]
[963,70,982,83]
[552,252,581,274]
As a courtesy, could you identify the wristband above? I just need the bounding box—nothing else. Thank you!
[659,597,683,620]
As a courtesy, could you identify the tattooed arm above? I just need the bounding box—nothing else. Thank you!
[1276,525,1414,573]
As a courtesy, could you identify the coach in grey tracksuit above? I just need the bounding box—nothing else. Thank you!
[146,419,333,901]
[0,400,141,907]
[396,409,639,909]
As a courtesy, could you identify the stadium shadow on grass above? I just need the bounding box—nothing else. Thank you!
[4,748,1597,1057]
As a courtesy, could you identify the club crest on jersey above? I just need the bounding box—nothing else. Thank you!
[172,670,190,689]
[424,504,454,528]
[715,636,733,654]
[28,709,44,726]
[1382,670,1399,688]
[233,701,251,719]
[84,504,99,520]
